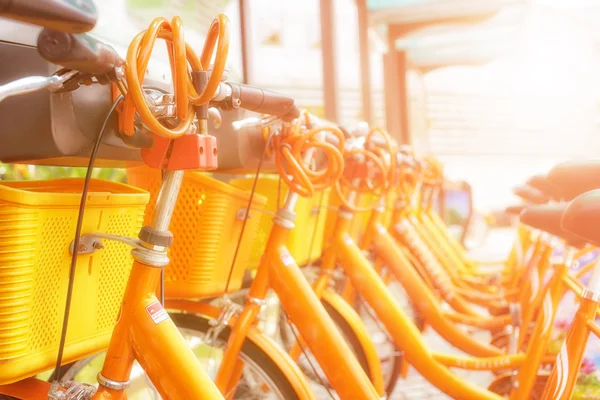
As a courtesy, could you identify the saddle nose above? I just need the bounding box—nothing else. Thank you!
[521,204,587,249]
[512,184,550,205]
[562,189,600,247]
[526,174,563,201]
[548,160,600,201]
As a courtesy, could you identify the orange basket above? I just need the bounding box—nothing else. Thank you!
[0,179,148,384]
[127,167,267,299]
[230,175,330,268]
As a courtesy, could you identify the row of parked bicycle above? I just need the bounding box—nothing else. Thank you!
[0,4,599,399]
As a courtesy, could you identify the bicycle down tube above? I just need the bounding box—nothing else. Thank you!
[212,189,381,400]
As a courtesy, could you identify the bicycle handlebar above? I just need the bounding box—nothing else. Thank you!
[37,29,123,77]
[213,82,300,122]
[0,0,97,33]
[0,70,76,103]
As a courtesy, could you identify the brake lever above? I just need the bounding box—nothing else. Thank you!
[0,70,78,103]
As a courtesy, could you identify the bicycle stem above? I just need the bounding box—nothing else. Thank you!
[151,170,184,232]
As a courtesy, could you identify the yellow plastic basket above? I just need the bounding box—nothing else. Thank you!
[230,175,330,268]
[127,167,267,299]
[0,179,148,384]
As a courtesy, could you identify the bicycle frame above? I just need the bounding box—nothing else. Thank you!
[165,300,317,400]
[541,258,600,399]
[413,203,533,295]
[171,190,381,400]
[401,199,599,353]
[0,171,225,400]
[422,185,507,272]
[362,205,508,357]
[315,186,600,399]
[284,287,386,395]
[318,200,504,399]
[395,194,550,315]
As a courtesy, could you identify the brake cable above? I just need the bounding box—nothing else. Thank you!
[52,95,124,387]
[223,129,277,294]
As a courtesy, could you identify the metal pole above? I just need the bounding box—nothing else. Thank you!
[397,50,410,144]
[319,0,339,122]
[239,0,251,84]
[356,0,372,125]
[383,51,399,141]
[383,49,409,144]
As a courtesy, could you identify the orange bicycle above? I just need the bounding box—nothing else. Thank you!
[0,5,321,399]
[58,113,385,399]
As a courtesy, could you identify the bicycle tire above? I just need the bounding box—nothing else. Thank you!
[277,298,376,397]
[171,312,303,400]
[322,301,372,379]
[352,279,407,395]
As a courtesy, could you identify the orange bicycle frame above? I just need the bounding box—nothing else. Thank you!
[179,191,381,400]
[542,259,600,399]
[320,204,504,399]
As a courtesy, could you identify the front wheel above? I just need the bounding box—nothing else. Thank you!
[59,312,306,399]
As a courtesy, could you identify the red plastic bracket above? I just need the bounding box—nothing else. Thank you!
[141,134,218,171]
[168,134,218,171]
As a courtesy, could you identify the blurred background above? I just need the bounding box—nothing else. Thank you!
[3,0,600,241]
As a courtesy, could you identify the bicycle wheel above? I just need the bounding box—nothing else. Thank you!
[278,298,376,399]
[58,313,303,399]
[294,267,406,397]
[353,275,412,395]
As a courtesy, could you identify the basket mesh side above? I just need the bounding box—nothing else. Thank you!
[185,191,229,284]
[96,209,144,331]
[166,183,206,283]
[0,181,148,383]
[129,169,265,296]
[246,214,270,268]
[30,216,73,352]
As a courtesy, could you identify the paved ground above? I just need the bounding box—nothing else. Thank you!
[389,330,495,400]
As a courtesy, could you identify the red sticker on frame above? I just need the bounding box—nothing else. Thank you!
[146,301,169,324]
